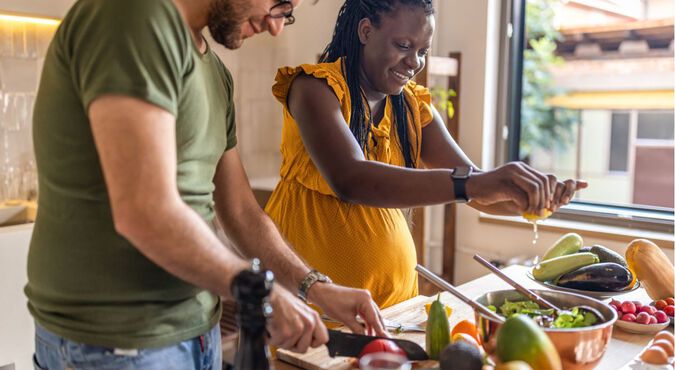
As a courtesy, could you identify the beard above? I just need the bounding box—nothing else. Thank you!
[208,0,251,50]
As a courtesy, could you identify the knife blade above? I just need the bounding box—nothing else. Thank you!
[325,329,429,361]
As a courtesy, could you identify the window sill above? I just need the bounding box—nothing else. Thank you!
[479,213,674,248]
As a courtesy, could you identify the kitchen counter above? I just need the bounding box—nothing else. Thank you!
[273,265,656,370]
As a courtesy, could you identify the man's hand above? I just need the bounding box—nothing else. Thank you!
[308,283,388,337]
[267,286,328,353]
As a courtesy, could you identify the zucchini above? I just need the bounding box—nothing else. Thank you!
[532,252,599,282]
[542,233,583,261]
[555,262,632,291]
[589,244,627,268]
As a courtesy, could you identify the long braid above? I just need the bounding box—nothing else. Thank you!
[320,0,434,168]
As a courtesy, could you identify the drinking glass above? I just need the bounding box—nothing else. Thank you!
[0,93,29,202]
[359,353,411,370]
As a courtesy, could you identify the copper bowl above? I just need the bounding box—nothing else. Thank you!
[474,289,617,370]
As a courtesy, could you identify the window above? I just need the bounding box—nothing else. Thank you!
[503,0,674,231]
[609,112,630,172]
[637,111,675,141]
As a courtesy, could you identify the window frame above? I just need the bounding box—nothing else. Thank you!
[500,0,675,234]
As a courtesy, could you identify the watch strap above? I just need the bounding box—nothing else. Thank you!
[451,167,473,203]
[298,269,332,302]
[454,177,469,203]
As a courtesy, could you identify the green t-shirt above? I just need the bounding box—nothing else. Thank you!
[25,0,237,349]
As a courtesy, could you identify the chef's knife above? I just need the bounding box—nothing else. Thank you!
[326,329,429,361]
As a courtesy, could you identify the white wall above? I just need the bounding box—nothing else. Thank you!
[0,0,72,18]
[645,0,675,19]
[209,1,343,179]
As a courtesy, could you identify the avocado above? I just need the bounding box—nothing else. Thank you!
[496,315,562,370]
[439,341,483,370]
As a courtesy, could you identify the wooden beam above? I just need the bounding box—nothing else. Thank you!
[442,52,462,284]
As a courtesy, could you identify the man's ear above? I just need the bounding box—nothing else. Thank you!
[357,18,373,44]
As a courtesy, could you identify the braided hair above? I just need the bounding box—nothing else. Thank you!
[319,0,434,169]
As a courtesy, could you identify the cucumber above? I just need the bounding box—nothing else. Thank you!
[532,252,599,282]
[542,233,583,261]
[589,244,628,268]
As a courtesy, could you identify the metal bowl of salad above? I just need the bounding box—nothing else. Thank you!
[475,289,617,370]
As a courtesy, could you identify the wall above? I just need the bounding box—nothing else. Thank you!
[209,1,343,180]
[0,0,71,18]
[645,0,675,19]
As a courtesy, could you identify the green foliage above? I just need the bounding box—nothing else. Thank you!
[520,0,577,160]
[431,87,457,119]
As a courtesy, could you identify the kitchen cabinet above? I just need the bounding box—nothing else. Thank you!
[0,224,34,370]
[0,0,74,18]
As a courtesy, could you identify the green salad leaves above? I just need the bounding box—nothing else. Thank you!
[488,300,598,328]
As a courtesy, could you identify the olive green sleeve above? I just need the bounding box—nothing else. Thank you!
[64,0,191,116]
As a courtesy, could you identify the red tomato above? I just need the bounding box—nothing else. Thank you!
[664,305,675,317]
[359,339,407,359]
[666,298,675,306]
[655,300,668,310]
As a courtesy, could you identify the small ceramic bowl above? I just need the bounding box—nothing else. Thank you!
[615,319,670,335]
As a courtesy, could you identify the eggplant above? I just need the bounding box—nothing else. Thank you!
[589,244,628,268]
[578,246,592,253]
[555,262,632,292]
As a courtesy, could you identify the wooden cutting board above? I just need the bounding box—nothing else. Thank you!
[276,293,476,370]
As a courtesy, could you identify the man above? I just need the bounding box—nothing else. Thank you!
[27,0,386,368]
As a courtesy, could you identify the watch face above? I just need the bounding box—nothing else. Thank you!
[453,167,471,178]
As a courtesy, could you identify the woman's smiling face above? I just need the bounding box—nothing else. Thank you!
[358,5,435,96]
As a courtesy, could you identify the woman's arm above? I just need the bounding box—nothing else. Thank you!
[419,105,587,214]
[287,74,457,208]
[287,74,549,213]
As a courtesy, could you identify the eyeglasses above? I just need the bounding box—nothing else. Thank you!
[268,0,295,26]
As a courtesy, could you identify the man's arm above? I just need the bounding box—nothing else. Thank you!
[89,95,330,353]
[89,95,248,298]
[212,149,311,291]
[213,149,387,336]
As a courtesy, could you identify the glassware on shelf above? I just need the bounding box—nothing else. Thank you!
[0,21,13,57]
[20,157,37,201]
[0,93,33,204]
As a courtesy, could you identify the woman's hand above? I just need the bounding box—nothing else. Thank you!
[550,179,588,212]
[466,162,587,215]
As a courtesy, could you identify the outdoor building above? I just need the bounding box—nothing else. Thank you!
[525,0,674,208]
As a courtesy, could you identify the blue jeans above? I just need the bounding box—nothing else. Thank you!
[33,323,222,370]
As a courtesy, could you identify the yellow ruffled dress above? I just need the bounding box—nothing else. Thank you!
[265,59,434,308]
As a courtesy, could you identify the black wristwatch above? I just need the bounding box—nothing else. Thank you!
[451,166,473,203]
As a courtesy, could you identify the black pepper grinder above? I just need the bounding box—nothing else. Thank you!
[232,258,275,370]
